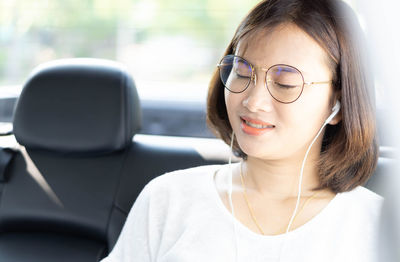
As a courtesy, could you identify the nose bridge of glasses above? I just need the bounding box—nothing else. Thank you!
[248,67,276,106]
[245,69,276,111]
[251,65,270,87]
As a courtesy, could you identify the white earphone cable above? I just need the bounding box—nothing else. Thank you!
[229,101,339,262]
[277,120,328,261]
[229,124,326,261]
[285,121,328,233]
[285,101,340,235]
[228,131,240,262]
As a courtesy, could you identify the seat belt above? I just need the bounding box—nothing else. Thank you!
[0,147,15,182]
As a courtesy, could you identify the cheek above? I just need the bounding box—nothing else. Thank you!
[224,88,230,108]
[280,91,332,137]
[224,90,241,118]
[224,90,235,127]
[224,90,248,135]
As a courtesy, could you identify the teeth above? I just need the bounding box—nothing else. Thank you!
[245,120,273,129]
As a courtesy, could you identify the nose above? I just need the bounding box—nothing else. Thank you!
[242,72,274,112]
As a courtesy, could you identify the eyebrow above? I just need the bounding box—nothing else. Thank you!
[235,48,311,76]
[248,60,310,76]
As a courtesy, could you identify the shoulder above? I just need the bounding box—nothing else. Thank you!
[133,165,224,224]
[144,164,224,195]
[340,186,384,205]
[321,187,384,261]
[337,186,384,220]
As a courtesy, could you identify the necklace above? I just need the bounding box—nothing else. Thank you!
[239,163,319,235]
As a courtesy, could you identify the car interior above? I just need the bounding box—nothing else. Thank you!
[0,58,229,261]
[0,58,396,262]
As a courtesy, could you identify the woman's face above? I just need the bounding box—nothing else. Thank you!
[225,23,338,160]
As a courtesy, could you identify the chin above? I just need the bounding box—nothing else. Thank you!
[237,141,273,160]
[237,137,292,161]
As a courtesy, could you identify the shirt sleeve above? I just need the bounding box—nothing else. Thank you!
[100,184,153,262]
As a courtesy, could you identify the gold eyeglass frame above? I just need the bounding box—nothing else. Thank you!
[217,54,332,104]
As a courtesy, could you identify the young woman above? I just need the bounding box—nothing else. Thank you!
[101,0,383,261]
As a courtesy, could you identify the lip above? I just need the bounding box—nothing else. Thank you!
[240,116,275,136]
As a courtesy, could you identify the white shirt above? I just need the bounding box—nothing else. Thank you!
[100,164,384,262]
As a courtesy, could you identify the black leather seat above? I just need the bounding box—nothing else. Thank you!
[0,59,224,262]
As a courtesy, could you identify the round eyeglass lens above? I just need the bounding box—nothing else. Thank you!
[219,55,252,93]
[266,65,304,103]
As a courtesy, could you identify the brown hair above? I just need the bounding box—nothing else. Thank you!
[206,0,378,193]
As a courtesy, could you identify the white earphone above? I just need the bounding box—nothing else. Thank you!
[324,100,341,124]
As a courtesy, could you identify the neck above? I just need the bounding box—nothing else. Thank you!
[241,148,322,200]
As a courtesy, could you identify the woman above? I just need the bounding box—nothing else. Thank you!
[101,0,383,261]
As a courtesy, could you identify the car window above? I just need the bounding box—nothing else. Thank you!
[0,0,260,101]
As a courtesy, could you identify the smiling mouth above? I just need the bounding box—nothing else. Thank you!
[240,117,275,128]
[240,117,275,135]
[243,119,274,129]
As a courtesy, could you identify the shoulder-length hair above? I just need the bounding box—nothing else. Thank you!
[206,0,377,193]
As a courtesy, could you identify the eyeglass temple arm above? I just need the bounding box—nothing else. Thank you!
[304,80,332,85]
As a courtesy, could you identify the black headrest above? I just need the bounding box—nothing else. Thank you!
[13,58,141,155]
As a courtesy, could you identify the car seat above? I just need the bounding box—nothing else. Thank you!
[0,58,224,262]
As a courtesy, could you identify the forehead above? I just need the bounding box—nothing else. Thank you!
[235,23,330,77]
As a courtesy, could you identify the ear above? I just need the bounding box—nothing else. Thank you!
[328,109,342,125]
[328,95,342,125]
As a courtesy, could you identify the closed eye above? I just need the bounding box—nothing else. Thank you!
[273,81,298,89]
[236,73,251,79]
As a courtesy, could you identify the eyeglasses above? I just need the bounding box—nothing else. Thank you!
[217,55,332,104]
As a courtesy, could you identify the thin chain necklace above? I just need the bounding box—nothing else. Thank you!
[239,163,319,235]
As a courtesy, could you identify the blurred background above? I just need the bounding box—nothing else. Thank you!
[0,0,370,103]
[0,0,260,101]
[0,0,399,260]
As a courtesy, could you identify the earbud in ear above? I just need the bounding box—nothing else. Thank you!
[332,100,341,112]
[324,100,341,124]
